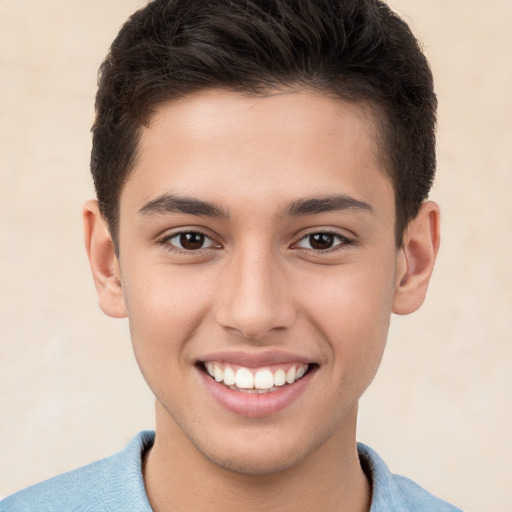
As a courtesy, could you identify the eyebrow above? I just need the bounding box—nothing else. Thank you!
[281,195,373,217]
[138,193,373,219]
[139,194,229,218]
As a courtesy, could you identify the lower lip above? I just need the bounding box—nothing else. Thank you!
[198,367,314,418]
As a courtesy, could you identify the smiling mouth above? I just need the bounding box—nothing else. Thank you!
[201,361,313,394]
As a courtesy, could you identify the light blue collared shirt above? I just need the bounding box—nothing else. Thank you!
[1,431,463,511]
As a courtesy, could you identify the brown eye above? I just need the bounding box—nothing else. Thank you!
[308,233,335,250]
[164,231,217,251]
[295,231,351,251]
[179,232,205,250]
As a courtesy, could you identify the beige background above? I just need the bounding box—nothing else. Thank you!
[0,1,511,510]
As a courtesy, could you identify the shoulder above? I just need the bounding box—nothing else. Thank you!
[357,443,464,512]
[390,474,464,511]
[0,431,155,512]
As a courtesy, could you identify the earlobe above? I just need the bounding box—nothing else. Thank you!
[392,201,440,315]
[83,200,127,318]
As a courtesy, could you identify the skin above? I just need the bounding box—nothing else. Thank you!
[84,89,440,512]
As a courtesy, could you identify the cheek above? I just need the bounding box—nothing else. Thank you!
[299,262,395,369]
[121,265,216,368]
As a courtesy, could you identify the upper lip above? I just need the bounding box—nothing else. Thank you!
[198,350,315,368]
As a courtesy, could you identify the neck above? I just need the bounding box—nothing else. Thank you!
[143,404,371,512]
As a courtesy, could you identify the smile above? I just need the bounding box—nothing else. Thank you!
[204,362,309,393]
[197,353,317,417]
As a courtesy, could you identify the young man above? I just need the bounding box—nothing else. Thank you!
[2,0,463,510]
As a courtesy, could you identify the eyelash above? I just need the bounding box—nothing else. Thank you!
[159,230,220,254]
[293,231,355,252]
[159,229,354,254]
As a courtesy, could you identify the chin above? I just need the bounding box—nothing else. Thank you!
[188,420,336,477]
[200,442,311,476]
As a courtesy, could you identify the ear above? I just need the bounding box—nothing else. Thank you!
[83,199,127,318]
[392,201,441,315]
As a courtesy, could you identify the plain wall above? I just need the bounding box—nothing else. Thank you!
[0,1,511,510]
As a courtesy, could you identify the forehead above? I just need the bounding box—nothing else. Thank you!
[121,88,393,216]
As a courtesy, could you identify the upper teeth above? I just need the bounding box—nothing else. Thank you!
[205,362,309,390]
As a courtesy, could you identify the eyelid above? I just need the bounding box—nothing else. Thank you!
[158,228,222,252]
[292,230,355,251]
[157,227,354,253]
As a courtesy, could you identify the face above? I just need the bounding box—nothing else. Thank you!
[113,89,403,474]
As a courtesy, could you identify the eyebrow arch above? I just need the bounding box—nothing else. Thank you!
[138,194,229,218]
[281,195,373,217]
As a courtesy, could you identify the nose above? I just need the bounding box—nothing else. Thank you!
[214,245,296,340]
